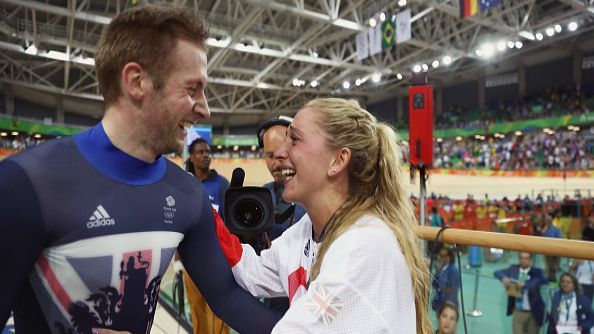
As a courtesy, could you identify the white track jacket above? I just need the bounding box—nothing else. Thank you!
[215,212,416,333]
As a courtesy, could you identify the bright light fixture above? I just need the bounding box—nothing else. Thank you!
[371,73,381,83]
[568,21,578,32]
[369,18,377,27]
[535,32,543,40]
[413,64,421,73]
[442,55,452,65]
[343,81,350,89]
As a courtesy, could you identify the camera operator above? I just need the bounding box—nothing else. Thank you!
[255,116,306,313]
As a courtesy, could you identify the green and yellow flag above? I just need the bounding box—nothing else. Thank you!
[382,20,395,49]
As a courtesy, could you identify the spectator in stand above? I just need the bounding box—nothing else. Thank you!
[583,211,594,242]
[494,252,548,334]
[435,302,459,334]
[547,272,594,334]
[570,259,594,301]
[537,214,562,282]
[432,247,460,312]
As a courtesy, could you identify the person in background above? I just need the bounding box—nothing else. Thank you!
[186,138,229,216]
[0,5,278,333]
[547,272,594,334]
[494,252,548,334]
[583,211,594,242]
[436,302,459,334]
[537,214,562,282]
[432,247,460,312]
[256,115,306,314]
[570,259,594,301]
[179,138,230,334]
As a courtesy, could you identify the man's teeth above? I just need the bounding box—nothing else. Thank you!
[281,169,296,180]
[179,121,192,129]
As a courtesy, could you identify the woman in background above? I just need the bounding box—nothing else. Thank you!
[436,302,459,334]
[547,272,594,334]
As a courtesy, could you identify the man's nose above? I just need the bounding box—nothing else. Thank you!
[273,139,289,160]
[192,92,210,119]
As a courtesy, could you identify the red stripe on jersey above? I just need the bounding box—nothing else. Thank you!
[288,266,307,303]
[213,209,243,267]
[38,255,72,310]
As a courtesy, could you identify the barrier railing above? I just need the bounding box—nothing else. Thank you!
[417,226,594,260]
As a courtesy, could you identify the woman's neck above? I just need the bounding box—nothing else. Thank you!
[306,191,347,242]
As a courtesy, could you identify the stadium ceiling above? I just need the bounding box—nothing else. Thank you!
[0,0,594,127]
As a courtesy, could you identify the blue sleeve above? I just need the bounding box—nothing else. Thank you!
[579,295,594,331]
[0,161,46,326]
[525,269,547,291]
[494,267,512,281]
[177,188,281,333]
[218,176,229,217]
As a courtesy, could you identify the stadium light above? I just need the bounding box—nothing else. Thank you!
[310,80,319,87]
[251,145,257,151]
[437,138,443,143]
[535,32,544,40]
[343,80,351,89]
[11,131,18,136]
[554,24,562,33]
[482,43,495,57]
[380,13,386,22]
[217,145,223,149]
[455,136,462,141]
[0,132,7,137]
[515,131,522,136]
[496,40,507,51]
[397,73,403,80]
[34,134,41,139]
[568,21,578,32]
[432,60,439,68]
[355,78,362,86]
[369,18,377,27]
[515,41,523,49]
[546,27,555,36]
[421,64,429,71]
[371,73,381,83]
[475,49,484,56]
[442,55,452,65]
[413,64,422,73]
[398,0,407,7]
[507,41,515,48]
[233,145,239,151]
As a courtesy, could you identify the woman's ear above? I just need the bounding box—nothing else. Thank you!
[328,147,351,177]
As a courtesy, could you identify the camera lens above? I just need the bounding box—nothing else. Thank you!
[233,199,264,227]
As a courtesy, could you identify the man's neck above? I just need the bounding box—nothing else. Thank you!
[196,168,210,181]
[102,107,158,163]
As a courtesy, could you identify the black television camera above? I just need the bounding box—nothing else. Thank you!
[224,168,296,250]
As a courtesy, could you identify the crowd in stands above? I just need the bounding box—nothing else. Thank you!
[435,84,594,130]
[0,136,45,150]
[433,126,594,170]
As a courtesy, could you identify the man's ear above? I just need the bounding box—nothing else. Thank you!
[328,147,351,177]
[121,62,148,101]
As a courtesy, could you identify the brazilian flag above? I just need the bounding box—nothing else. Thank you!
[382,21,395,49]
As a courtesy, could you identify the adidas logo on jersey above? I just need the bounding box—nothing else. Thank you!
[87,205,116,229]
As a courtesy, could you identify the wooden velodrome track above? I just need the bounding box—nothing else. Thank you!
[209,158,594,200]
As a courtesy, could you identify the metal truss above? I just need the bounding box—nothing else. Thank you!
[0,0,593,128]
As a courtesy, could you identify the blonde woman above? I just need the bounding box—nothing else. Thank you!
[219,98,431,333]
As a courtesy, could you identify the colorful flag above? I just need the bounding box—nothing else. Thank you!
[356,31,369,60]
[368,25,382,56]
[480,0,502,11]
[382,20,395,49]
[396,9,412,44]
[460,0,479,18]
